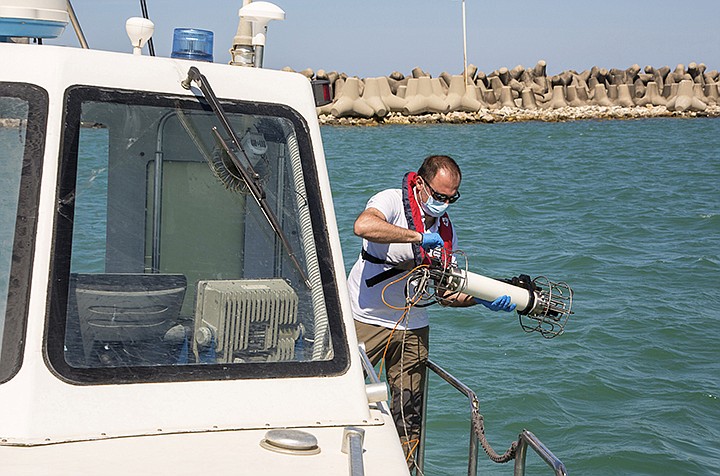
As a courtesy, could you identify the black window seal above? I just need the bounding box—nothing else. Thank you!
[0,82,48,384]
[45,85,349,385]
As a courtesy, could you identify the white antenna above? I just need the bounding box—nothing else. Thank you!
[238,1,285,68]
[125,17,154,56]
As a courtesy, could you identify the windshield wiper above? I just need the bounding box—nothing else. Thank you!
[181,66,311,288]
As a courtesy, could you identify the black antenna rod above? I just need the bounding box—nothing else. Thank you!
[140,0,155,56]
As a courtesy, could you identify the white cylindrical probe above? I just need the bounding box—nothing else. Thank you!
[447,269,533,313]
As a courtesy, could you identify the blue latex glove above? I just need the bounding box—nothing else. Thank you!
[475,295,516,312]
[420,232,444,250]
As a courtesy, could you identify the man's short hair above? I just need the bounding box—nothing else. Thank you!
[418,155,462,183]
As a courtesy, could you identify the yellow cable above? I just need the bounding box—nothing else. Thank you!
[404,438,420,462]
[375,263,432,455]
[376,264,428,377]
[380,264,429,310]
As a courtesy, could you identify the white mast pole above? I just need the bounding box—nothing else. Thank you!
[462,0,468,84]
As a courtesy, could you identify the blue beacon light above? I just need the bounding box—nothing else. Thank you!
[171,28,214,62]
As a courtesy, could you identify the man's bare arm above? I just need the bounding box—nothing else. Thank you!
[353,208,423,244]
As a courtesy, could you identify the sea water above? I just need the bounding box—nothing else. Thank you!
[7,118,716,475]
[321,118,720,476]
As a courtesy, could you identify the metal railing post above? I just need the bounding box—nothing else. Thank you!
[66,1,89,49]
[416,365,430,474]
[514,430,567,476]
[514,437,529,476]
[424,359,566,476]
[358,344,389,414]
[468,414,479,476]
[426,360,479,476]
[359,349,566,476]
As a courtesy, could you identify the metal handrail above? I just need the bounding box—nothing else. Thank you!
[514,430,567,476]
[66,1,89,49]
[420,358,567,476]
[422,359,480,475]
[358,344,390,414]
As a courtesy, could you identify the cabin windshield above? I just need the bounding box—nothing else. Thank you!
[0,83,46,384]
[47,86,347,383]
[0,98,25,353]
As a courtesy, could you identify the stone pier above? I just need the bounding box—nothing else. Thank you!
[283,61,720,125]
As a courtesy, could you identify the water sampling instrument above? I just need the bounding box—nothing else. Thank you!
[408,250,573,338]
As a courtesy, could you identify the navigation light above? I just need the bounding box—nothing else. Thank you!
[171,28,214,62]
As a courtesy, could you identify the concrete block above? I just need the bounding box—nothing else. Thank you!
[566,85,586,107]
[656,65,670,80]
[693,83,708,102]
[446,75,482,112]
[607,84,618,100]
[376,76,407,112]
[636,82,667,106]
[499,85,516,108]
[465,64,478,83]
[361,78,389,117]
[588,75,599,90]
[331,77,374,118]
[576,84,590,102]
[687,62,704,82]
[508,78,525,94]
[663,82,678,99]
[615,84,635,107]
[666,79,707,112]
[439,72,452,90]
[482,87,499,110]
[488,75,504,100]
[626,64,641,81]
[520,88,538,109]
[533,60,547,78]
[510,65,525,80]
[498,67,511,85]
[476,71,489,88]
[703,82,719,105]
[546,84,568,109]
[411,67,430,78]
[592,83,613,107]
[403,77,449,115]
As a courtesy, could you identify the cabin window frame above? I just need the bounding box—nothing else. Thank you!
[0,82,48,384]
[45,85,349,385]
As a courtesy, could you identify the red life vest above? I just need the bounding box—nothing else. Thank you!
[362,172,455,287]
[402,171,454,266]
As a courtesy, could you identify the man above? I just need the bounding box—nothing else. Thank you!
[347,155,515,467]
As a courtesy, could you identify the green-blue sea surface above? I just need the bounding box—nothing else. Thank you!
[321,118,720,476]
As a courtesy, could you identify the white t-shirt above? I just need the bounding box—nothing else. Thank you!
[347,188,458,330]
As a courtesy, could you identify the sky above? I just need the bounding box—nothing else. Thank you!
[48,0,720,78]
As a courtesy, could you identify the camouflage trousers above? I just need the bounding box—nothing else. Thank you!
[354,320,430,468]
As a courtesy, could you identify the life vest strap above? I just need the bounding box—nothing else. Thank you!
[361,249,415,288]
[364,267,406,288]
[361,249,389,265]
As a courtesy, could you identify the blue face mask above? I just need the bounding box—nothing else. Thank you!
[421,195,449,217]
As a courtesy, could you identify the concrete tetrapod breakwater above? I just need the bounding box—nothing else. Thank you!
[284,61,720,125]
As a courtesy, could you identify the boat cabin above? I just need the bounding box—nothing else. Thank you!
[0,2,410,474]
[0,2,568,475]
